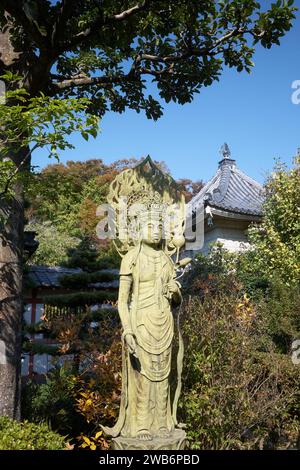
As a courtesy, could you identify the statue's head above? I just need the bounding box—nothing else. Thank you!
[107,156,186,257]
[139,206,163,247]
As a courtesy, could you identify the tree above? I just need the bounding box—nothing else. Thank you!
[0,0,296,418]
[25,221,80,266]
[176,178,204,202]
[27,157,173,239]
[0,84,98,419]
[241,156,300,287]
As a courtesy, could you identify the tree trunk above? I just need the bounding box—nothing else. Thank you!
[0,180,24,419]
[0,26,28,420]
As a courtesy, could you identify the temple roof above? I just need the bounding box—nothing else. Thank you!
[27,265,81,288]
[26,265,119,289]
[188,148,264,217]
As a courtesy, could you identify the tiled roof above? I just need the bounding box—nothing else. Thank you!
[27,265,120,289]
[27,265,82,288]
[188,157,264,217]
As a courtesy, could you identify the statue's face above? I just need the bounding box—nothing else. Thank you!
[141,220,163,246]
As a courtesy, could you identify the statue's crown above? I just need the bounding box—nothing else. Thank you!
[139,204,163,223]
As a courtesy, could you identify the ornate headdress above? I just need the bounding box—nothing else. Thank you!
[107,156,186,257]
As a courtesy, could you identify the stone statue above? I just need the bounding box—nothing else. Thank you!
[102,157,190,450]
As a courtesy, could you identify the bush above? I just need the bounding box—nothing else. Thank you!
[180,245,300,450]
[0,416,67,450]
[259,279,300,354]
[180,294,300,450]
[242,158,300,287]
[21,325,122,450]
[21,366,86,436]
[183,244,238,297]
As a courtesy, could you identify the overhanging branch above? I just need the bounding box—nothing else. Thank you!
[138,27,245,64]
[113,0,152,21]
[54,74,137,91]
[53,25,259,93]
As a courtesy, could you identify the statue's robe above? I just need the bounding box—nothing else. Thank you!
[103,244,182,438]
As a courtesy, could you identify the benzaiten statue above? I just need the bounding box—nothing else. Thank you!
[102,156,191,450]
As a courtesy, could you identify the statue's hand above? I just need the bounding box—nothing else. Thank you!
[164,280,182,305]
[124,333,137,355]
[167,280,180,294]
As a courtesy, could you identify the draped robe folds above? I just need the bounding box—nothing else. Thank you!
[102,244,182,438]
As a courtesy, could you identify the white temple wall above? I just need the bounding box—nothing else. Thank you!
[185,223,251,257]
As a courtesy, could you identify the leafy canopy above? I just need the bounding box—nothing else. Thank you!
[0,1,296,199]
[0,1,296,120]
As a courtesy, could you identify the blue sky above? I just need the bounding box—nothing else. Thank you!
[33,1,300,184]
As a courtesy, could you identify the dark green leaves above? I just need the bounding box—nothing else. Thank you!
[1,1,297,120]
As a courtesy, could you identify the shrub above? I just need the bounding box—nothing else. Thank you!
[180,294,300,450]
[22,323,122,450]
[183,244,239,297]
[0,417,67,450]
[21,366,86,436]
[258,279,300,354]
[242,158,300,287]
[180,243,300,450]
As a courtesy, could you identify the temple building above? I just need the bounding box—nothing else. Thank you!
[186,144,264,255]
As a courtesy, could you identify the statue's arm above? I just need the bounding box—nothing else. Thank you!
[118,274,132,336]
[118,274,137,355]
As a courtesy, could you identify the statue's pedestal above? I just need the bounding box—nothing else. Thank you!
[112,429,187,450]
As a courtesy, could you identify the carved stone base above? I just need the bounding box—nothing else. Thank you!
[112,429,188,450]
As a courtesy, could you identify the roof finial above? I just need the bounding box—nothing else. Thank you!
[220,143,231,160]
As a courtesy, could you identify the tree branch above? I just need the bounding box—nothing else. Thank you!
[113,0,152,21]
[138,27,245,64]
[53,25,253,93]
[54,74,136,91]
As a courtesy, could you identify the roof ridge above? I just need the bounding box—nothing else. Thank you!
[196,170,221,199]
[187,169,221,211]
[28,266,120,274]
[212,163,232,204]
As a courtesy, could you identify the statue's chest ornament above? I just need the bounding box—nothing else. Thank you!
[140,253,164,281]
